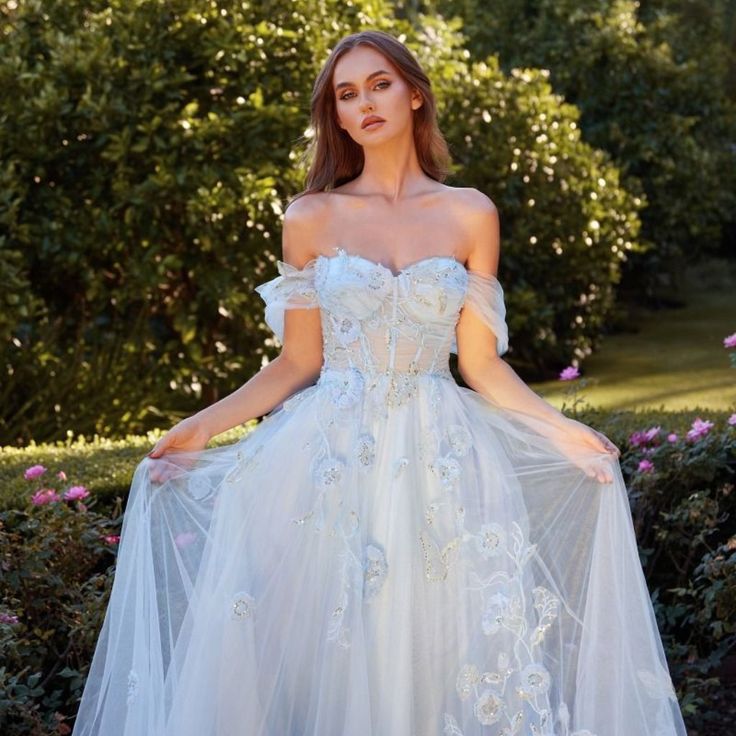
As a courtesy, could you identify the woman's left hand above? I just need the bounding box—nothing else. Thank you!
[553,417,621,484]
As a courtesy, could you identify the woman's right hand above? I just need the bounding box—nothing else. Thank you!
[146,415,211,483]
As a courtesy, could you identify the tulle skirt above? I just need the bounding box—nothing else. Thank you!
[72,369,688,736]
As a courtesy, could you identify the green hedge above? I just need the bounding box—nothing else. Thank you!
[1,1,641,444]
[432,0,736,304]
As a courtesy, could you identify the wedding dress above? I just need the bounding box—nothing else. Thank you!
[72,246,688,736]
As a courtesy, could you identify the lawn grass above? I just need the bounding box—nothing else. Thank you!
[530,257,736,413]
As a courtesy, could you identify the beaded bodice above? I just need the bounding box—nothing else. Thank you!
[255,246,509,407]
[316,248,468,378]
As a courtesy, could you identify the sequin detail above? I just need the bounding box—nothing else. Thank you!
[230,591,256,620]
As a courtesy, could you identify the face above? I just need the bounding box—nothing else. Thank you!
[333,44,423,145]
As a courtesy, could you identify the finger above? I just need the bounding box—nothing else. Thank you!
[147,457,169,484]
[149,439,172,459]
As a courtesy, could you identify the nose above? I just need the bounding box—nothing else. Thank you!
[359,95,375,112]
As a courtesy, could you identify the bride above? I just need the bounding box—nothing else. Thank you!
[73,29,688,736]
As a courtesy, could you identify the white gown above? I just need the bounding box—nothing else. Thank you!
[72,247,689,736]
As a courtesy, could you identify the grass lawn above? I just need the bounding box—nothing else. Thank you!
[530,257,736,413]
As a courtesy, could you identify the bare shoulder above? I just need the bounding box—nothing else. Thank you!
[447,185,498,221]
[445,186,500,273]
[281,192,332,267]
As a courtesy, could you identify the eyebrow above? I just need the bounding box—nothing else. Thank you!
[334,69,393,91]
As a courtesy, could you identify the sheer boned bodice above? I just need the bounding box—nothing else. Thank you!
[255,247,509,408]
[257,247,508,365]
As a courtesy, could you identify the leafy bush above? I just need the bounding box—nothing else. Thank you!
[0,470,122,734]
[0,1,644,443]
[0,0,382,446]
[431,0,736,305]
[0,423,251,512]
[430,34,643,374]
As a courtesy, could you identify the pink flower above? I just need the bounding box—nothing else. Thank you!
[24,464,47,480]
[629,427,660,448]
[667,432,678,442]
[63,485,89,501]
[102,534,120,545]
[174,531,198,549]
[559,365,580,381]
[0,613,19,625]
[723,333,736,349]
[31,488,60,505]
[638,459,654,473]
[57,470,67,481]
[728,414,736,427]
[686,417,714,441]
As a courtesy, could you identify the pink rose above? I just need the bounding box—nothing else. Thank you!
[31,488,60,505]
[728,414,736,427]
[57,470,67,481]
[24,464,47,480]
[63,485,89,501]
[638,459,654,473]
[629,427,660,448]
[667,432,678,442]
[559,365,580,381]
[102,534,121,545]
[686,417,714,441]
[0,613,19,625]
[723,333,736,349]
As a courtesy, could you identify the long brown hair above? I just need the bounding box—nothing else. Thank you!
[289,30,452,205]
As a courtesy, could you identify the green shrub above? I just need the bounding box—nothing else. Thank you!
[1,1,644,442]
[431,0,736,305]
[0,423,252,512]
[0,486,122,734]
[433,40,642,374]
[0,0,387,446]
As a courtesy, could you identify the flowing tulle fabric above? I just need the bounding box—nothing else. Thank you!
[72,253,687,736]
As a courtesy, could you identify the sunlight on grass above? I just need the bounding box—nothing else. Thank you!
[531,258,736,412]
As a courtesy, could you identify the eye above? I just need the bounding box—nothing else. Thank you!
[339,80,391,101]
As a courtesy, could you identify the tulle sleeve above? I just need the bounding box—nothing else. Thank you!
[254,259,320,343]
[452,269,509,356]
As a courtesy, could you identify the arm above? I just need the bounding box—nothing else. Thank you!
[456,192,620,482]
[148,197,324,459]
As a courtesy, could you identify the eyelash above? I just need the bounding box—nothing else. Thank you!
[339,80,391,100]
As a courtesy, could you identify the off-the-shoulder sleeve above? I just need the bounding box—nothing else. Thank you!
[254,259,319,342]
[452,269,509,356]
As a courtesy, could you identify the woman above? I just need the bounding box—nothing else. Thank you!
[73,30,688,736]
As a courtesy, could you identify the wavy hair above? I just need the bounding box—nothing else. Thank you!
[289,30,452,205]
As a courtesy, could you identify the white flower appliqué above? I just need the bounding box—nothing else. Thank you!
[333,315,361,346]
[518,663,552,697]
[312,456,345,489]
[473,690,504,725]
[481,591,512,635]
[126,668,139,706]
[324,368,364,409]
[355,433,376,471]
[447,423,472,456]
[431,455,462,488]
[475,522,507,558]
[231,591,256,621]
[363,544,388,600]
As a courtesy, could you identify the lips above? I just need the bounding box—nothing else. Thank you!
[361,115,385,129]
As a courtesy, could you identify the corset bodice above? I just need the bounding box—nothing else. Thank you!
[315,249,468,378]
[255,246,510,408]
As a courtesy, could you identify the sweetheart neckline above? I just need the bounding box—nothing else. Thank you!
[319,248,465,278]
[274,249,503,287]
